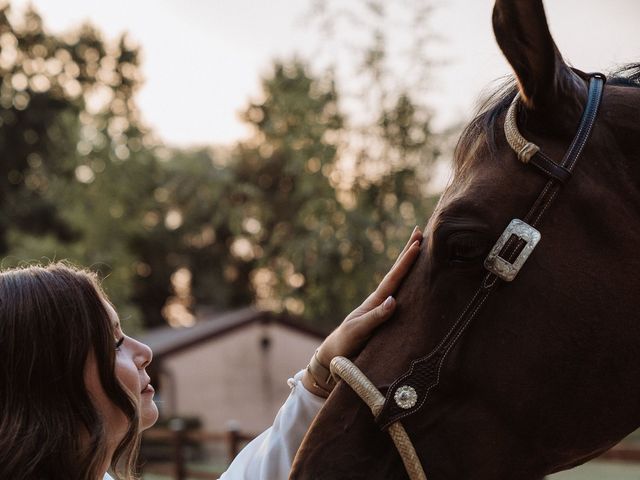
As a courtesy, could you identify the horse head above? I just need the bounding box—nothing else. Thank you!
[291,1,640,479]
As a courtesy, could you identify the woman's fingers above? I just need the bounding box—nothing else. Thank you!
[319,295,398,366]
[314,229,424,372]
[392,226,422,268]
[377,240,421,296]
[348,296,397,341]
[361,235,421,310]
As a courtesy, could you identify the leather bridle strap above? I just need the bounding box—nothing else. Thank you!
[373,73,606,430]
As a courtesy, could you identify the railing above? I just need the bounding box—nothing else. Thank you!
[140,421,256,480]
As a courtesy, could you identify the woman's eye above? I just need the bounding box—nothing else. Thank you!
[115,337,125,351]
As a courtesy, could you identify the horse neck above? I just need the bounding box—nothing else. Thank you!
[599,85,640,197]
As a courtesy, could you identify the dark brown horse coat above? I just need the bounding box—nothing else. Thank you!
[291,1,640,479]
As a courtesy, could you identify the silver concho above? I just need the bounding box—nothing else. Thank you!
[394,385,418,410]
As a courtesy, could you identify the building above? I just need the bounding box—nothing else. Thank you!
[141,307,326,433]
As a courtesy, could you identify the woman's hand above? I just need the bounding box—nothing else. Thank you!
[302,226,423,397]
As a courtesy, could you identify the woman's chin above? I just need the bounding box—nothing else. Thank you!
[140,400,159,430]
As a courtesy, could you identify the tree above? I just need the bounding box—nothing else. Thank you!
[230,60,438,328]
[0,4,152,330]
[1,4,441,332]
[306,0,439,182]
[229,61,345,325]
[127,147,257,328]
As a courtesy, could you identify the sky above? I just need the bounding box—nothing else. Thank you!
[10,0,640,148]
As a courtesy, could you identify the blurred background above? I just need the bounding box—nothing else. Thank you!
[1,0,639,478]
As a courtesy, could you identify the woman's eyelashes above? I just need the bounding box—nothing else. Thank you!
[115,336,125,351]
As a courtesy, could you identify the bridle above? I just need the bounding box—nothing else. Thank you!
[329,73,606,480]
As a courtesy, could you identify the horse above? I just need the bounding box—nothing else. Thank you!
[290,1,640,479]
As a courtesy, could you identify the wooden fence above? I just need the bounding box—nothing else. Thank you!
[140,420,256,480]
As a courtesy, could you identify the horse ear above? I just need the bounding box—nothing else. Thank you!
[492,0,574,109]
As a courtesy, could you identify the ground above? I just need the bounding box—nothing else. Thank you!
[549,460,640,479]
[140,459,640,479]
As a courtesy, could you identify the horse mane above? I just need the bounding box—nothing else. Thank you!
[453,63,640,176]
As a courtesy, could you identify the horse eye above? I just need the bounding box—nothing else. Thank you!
[447,233,487,264]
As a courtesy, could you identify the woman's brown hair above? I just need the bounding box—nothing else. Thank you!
[0,263,141,479]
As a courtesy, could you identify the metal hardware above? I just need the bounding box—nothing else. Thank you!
[394,385,418,409]
[484,219,541,281]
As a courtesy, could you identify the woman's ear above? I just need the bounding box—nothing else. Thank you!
[492,0,582,110]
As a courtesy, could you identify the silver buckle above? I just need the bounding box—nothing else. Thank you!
[484,219,541,282]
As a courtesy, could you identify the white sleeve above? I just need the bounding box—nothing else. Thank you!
[219,370,325,480]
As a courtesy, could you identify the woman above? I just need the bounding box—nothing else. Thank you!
[0,228,421,480]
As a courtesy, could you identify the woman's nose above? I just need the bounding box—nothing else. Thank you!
[133,338,153,369]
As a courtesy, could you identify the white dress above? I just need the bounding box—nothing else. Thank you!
[103,370,324,480]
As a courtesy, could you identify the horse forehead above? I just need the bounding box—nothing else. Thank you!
[434,165,509,220]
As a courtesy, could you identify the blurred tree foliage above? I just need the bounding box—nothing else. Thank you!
[231,61,437,324]
[306,0,440,179]
[0,3,440,331]
[0,4,150,328]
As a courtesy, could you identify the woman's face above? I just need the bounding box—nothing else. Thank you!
[84,302,159,443]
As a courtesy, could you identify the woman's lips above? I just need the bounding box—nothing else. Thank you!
[142,384,155,395]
